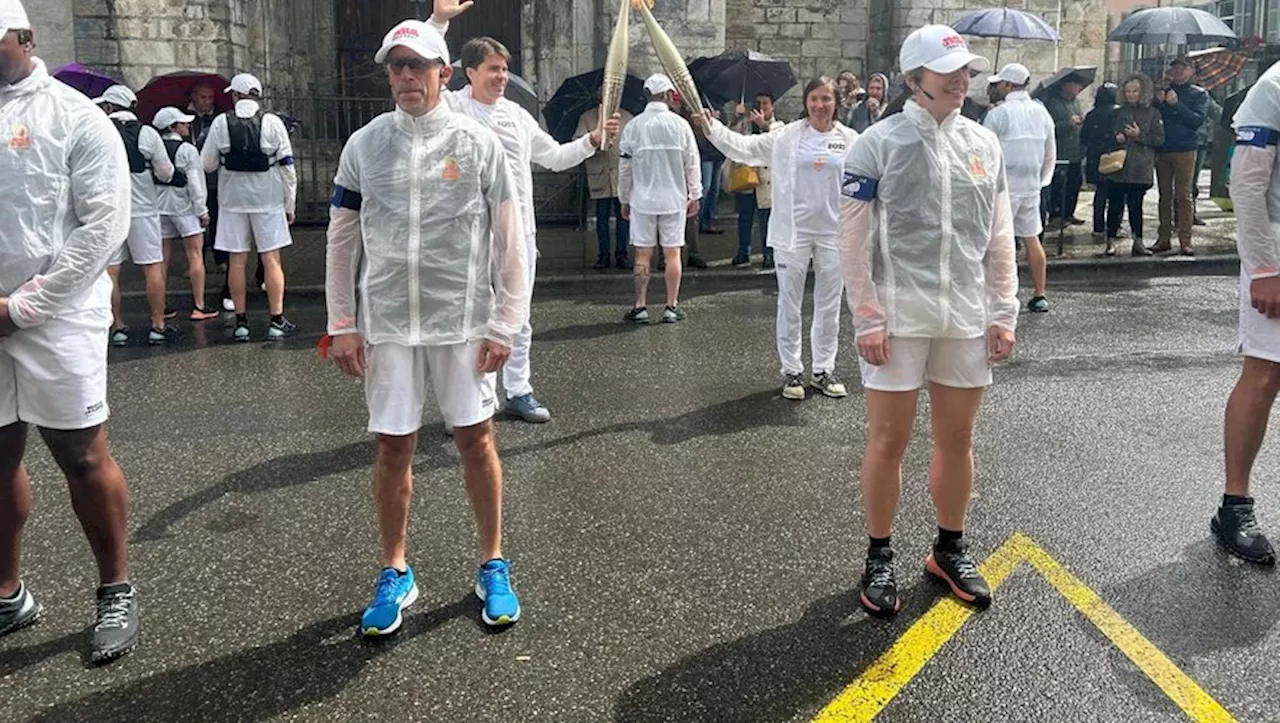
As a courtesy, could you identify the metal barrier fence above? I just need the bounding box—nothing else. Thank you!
[262,94,587,228]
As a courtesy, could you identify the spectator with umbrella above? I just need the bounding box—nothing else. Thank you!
[1038,66,1095,229]
[697,76,858,402]
[1151,57,1209,256]
[427,0,619,425]
[576,92,635,271]
[51,62,117,98]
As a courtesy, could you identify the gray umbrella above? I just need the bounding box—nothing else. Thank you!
[1107,7,1237,45]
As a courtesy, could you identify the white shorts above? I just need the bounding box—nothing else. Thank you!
[0,307,111,430]
[160,214,203,240]
[1239,274,1280,363]
[630,211,686,248]
[214,210,292,253]
[858,336,991,392]
[365,341,498,435]
[110,216,164,266]
[1011,194,1044,238]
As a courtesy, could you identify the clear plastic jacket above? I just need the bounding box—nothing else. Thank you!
[838,101,1018,340]
[0,59,131,328]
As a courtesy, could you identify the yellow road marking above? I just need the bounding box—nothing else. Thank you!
[813,533,1235,723]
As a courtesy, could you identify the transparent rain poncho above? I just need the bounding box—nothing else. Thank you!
[838,100,1019,339]
[1231,60,1280,280]
[0,59,131,328]
[325,103,528,347]
[982,90,1056,197]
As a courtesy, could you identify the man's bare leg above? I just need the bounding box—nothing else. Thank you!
[107,264,124,331]
[663,246,682,307]
[1217,356,1280,564]
[373,433,416,571]
[39,426,129,585]
[228,252,249,313]
[141,262,167,330]
[0,422,30,598]
[261,249,286,316]
[633,246,654,309]
[183,234,207,307]
[1023,235,1047,299]
[454,420,503,564]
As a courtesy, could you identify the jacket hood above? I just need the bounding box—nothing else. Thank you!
[1121,74,1155,106]
[1094,82,1118,108]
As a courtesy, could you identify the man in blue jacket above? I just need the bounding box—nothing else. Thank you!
[1153,57,1209,255]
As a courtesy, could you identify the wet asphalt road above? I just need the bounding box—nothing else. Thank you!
[1,265,1277,723]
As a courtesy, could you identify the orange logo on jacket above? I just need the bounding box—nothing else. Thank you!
[9,123,30,150]
[969,153,987,179]
[441,157,460,181]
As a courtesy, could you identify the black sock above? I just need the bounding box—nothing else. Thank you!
[869,535,891,550]
[271,314,284,324]
[236,313,248,325]
[936,527,964,549]
[1223,494,1254,507]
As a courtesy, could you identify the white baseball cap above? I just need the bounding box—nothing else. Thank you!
[899,24,990,74]
[644,73,675,96]
[989,63,1031,86]
[92,84,137,109]
[152,106,195,130]
[0,0,30,36]
[374,20,450,66]
[226,73,263,95]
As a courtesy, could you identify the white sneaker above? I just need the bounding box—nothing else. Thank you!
[221,298,235,312]
[782,373,806,401]
[811,372,848,398]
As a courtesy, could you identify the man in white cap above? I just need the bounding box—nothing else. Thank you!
[619,73,702,324]
[427,0,618,425]
[839,24,1017,615]
[983,63,1056,312]
[0,0,142,662]
[94,84,179,346]
[201,71,298,342]
[325,18,530,633]
[153,106,216,320]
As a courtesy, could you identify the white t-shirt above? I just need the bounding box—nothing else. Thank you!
[792,126,848,239]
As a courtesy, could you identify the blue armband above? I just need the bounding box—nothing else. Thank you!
[330,185,362,210]
[841,172,878,201]
[1236,127,1279,148]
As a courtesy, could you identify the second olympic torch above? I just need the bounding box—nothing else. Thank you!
[600,0,631,150]
[632,0,705,118]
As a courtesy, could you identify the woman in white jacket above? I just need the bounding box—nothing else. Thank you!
[838,25,1018,617]
[699,77,859,401]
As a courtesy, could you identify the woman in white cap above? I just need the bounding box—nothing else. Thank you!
[838,25,1018,616]
[152,106,216,320]
[697,77,859,401]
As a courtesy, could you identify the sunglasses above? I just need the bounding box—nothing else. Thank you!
[386,57,440,72]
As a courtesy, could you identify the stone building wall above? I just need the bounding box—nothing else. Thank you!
[24,0,77,68]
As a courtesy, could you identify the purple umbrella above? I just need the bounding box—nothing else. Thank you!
[52,63,120,99]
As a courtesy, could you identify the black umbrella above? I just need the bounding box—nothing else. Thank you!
[1107,6,1237,46]
[692,49,796,105]
[1034,66,1097,96]
[542,68,647,143]
[448,61,540,118]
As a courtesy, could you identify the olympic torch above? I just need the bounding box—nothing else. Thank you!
[600,0,630,150]
[632,0,705,118]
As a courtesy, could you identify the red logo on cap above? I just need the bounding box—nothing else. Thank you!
[942,34,964,49]
[393,27,420,41]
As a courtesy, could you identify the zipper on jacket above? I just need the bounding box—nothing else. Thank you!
[408,126,423,344]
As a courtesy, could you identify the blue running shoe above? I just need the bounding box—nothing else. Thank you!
[475,558,521,626]
[361,566,419,637]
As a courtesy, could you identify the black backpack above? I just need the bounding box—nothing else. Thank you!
[112,119,149,174]
[153,138,189,188]
[224,113,272,172]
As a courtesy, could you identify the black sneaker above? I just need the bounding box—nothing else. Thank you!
[148,325,180,345]
[926,541,992,607]
[688,254,709,269]
[0,581,41,636]
[267,317,298,340]
[860,548,901,617]
[762,254,775,270]
[1212,501,1277,565]
[593,256,611,271]
[624,307,650,325]
[731,254,750,266]
[615,255,633,270]
[90,583,139,663]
